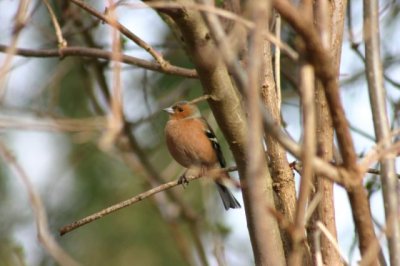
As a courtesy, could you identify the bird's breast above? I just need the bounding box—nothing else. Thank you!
[165,120,218,168]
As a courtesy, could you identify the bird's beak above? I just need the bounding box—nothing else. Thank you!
[163,106,174,114]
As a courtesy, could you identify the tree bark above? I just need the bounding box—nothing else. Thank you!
[307,0,347,265]
[261,41,297,258]
[150,1,286,264]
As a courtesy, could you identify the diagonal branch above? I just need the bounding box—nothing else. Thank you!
[69,0,168,67]
[0,141,79,266]
[59,166,237,236]
[43,0,67,48]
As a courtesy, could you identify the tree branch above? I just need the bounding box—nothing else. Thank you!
[69,0,168,67]
[364,0,400,264]
[59,166,237,236]
[273,1,382,263]
[289,62,316,266]
[0,141,79,266]
[245,1,286,265]
[272,0,358,171]
[149,0,287,264]
[0,44,198,78]
[261,15,297,260]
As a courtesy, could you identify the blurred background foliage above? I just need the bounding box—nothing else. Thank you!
[0,1,246,265]
[0,0,399,265]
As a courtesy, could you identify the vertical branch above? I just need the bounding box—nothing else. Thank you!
[0,0,30,98]
[261,26,296,260]
[364,0,400,265]
[154,0,287,264]
[246,1,286,265]
[273,0,382,263]
[313,228,323,266]
[289,62,316,266]
[274,13,282,113]
[308,0,345,264]
[99,1,124,149]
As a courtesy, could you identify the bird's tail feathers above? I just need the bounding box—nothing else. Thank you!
[215,183,241,210]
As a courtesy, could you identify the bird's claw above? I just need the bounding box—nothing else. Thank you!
[178,174,189,188]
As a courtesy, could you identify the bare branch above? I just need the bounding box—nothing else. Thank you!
[273,1,383,263]
[273,0,358,171]
[244,0,286,265]
[274,13,282,113]
[140,1,299,60]
[69,0,168,67]
[43,0,67,48]
[188,94,217,105]
[364,0,400,264]
[59,166,237,236]
[0,141,79,266]
[262,109,353,187]
[313,229,323,266]
[316,222,349,265]
[0,0,30,98]
[99,4,124,150]
[0,44,198,78]
[289,62,316,266]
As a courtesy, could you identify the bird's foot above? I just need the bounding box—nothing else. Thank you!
[178,174,189,188]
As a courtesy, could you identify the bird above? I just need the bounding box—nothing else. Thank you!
[164,100,241,210]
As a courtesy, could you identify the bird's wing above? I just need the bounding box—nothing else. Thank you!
[201,118,226,168]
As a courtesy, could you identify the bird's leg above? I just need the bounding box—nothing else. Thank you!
[178,171,189,187]
[178,167,201,188]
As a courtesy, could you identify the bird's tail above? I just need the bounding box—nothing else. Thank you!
[215,182,241,210]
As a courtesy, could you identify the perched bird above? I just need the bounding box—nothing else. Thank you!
[164,101,241,210]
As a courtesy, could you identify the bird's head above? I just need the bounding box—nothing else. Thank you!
[164,101,201,120]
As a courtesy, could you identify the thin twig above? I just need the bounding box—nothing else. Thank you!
[70,0,168,68]
[262,109,353,187]
[0,44,198,78]
[136,1,299,60]
[43,0,67,48]
[366,168,400,179]
[358,129,400,174]
[0,0,30,98]
[347,0,400,89]
[188,94,215,105]
[304,192,322,223]
[313,228,323,266]
[316,221,349,265]
[0,141,79,266]
[59,166,237,235]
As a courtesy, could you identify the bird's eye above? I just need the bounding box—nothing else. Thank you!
[177,107,183,112]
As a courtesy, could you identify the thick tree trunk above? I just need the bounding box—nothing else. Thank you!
[150,1,286,264]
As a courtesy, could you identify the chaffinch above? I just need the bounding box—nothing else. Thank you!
[164,101,241,210]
